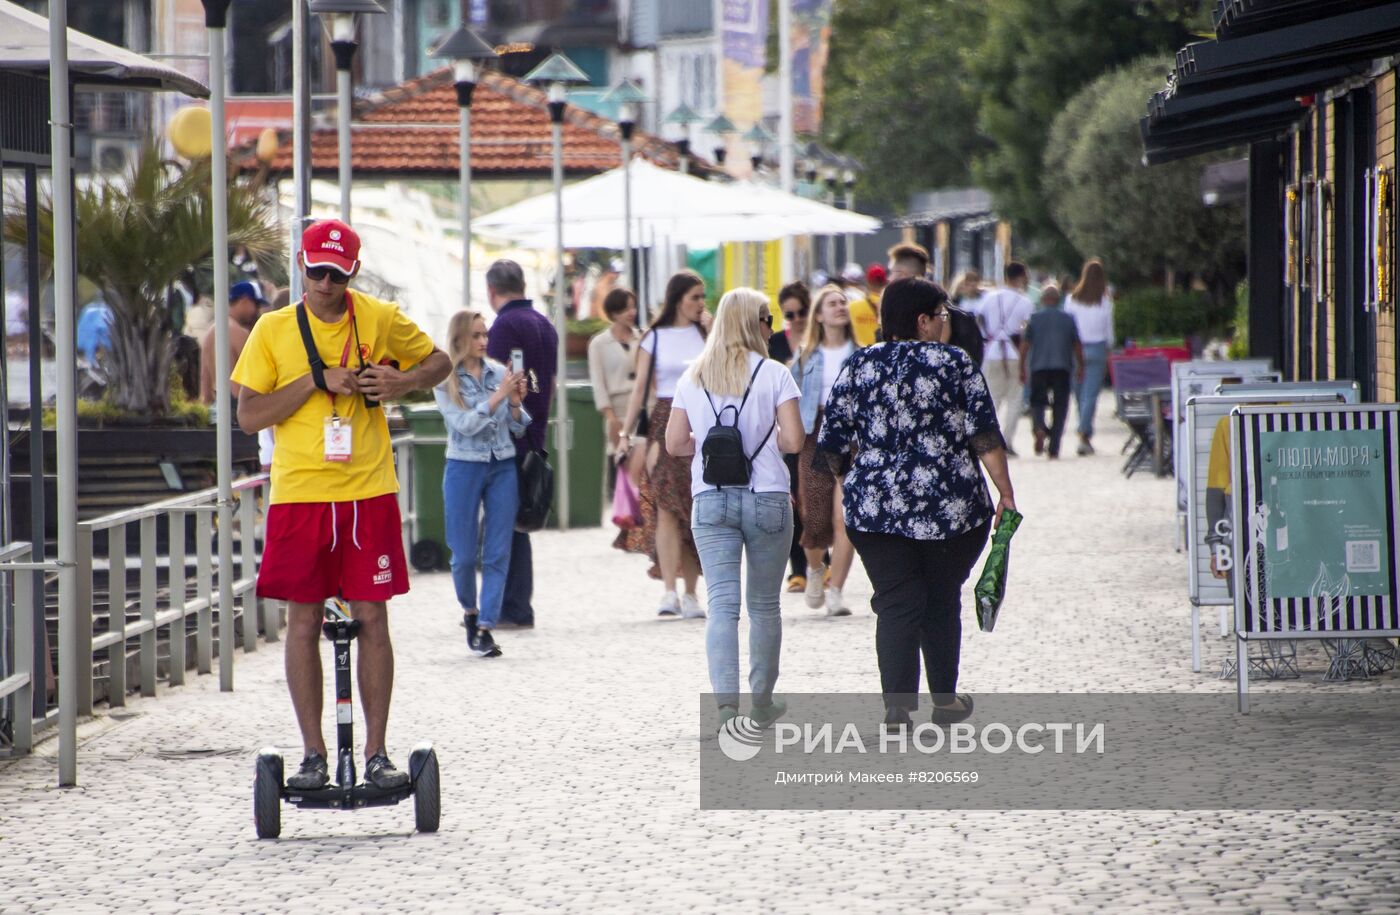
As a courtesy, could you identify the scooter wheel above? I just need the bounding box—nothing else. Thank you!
[413,748,440,833]
[254,752,282,839]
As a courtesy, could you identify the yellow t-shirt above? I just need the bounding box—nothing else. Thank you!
[849,293,880,347]
[232,289,435,504]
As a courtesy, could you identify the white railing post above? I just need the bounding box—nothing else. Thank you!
[239,490,259,650]
[168,511,187,686]
[196,511,213,675]
[75,525,94,715]
[139,516,157,697]
[107,522,127,706]
[13,550,35,752]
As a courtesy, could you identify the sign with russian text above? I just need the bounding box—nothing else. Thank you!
[1230,404,1400,638]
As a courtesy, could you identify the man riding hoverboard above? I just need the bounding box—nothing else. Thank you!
[235,220,451,792]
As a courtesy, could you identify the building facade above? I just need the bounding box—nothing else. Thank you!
[1143,0,1400,403]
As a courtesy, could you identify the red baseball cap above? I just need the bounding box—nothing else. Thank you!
[301,219,361,275]
[866,263,888,285]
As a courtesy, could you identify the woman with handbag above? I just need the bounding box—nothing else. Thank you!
[789,283,859,617]
[818,278,1016,731]
[618,271,710,619]
[434,310,529,659]
[665,288,804,729]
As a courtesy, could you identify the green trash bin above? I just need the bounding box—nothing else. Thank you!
[403,403,449,571]
[562,382,605,528]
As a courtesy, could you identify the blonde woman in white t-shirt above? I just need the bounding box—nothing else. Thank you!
[666,287,804,730]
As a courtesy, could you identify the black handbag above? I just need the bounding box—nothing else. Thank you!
[634,330,657,437]
[516,449,554,533]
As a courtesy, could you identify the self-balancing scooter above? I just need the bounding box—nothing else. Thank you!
[253,598,439,838]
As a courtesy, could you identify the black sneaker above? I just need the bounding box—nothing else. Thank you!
[464,612,479,649]
[285,750,329,790]
[365,751,410,790]
[472,628,502,658]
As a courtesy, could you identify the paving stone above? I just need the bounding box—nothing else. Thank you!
[2,407,1398,912]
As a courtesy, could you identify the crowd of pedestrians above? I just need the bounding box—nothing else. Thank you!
[241,216,1119,747]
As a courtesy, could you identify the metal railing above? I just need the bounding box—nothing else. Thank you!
[2,442,428,771]
[0,541,58,754]
[71,473,278,715]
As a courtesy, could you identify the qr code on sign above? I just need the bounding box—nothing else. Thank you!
[1346,541,1381,573]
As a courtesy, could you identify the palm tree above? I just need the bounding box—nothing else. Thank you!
[6,143,283,415]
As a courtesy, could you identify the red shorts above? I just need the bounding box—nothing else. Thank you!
[257,493,410,603]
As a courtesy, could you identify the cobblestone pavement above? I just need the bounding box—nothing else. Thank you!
[3,407,1400,914]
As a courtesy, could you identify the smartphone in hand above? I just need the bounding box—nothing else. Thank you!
[510,348,524,374]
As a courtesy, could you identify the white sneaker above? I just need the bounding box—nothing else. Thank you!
[825,587,851,617]
[680,593,706,619]
[805,566,826,609]
[657,591,680,617]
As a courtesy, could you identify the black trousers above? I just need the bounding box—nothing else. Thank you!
[1030,369,1072,457]
[848,522,990,710]
[500,451,534,625]
[785,452,806,578]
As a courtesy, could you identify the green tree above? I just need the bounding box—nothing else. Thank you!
[969,0,1202,268]
[1042,56,1244,298]
[823,0,991,210]
[7,144,282,415]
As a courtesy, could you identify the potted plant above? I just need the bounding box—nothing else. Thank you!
[6,143,282,418]
[566,317,609,360]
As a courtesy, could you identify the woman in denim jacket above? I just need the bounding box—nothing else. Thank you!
[435,310,529,658]
[789,284,858,617]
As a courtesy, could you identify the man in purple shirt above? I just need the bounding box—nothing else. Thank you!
[485,259,558,627]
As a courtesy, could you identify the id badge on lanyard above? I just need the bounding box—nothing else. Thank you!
[323,293,358,462]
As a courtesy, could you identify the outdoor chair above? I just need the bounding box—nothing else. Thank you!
[1110,355,1171,477]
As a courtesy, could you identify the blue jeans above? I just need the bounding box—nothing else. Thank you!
[1077,342,1109,438]
[443,457,518,628]
[691,489,793,709]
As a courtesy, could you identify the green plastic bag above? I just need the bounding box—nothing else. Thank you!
[974,508,1024,633]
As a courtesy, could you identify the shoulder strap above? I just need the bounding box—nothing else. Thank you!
[296,303,328,391]
[704,358,765,425]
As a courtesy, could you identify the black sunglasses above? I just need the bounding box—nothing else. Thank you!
[305,265,351,283]
[759,312,773,327]
[782,309,808,320]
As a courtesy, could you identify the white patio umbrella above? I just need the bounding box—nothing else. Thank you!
[475,160,880,249]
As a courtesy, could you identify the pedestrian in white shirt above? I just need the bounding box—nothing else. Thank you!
[974,262,1034,456]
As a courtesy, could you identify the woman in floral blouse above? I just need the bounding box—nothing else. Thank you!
[818,277,1016,732]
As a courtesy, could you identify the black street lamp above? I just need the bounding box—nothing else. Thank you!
[309,0,387,220]
[664,102,704,175]
[605,78,649,294]
[429,26,497,308]
[524,51,589,530]
[704,114,736,168]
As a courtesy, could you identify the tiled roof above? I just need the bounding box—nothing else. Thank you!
[240,67,699,179]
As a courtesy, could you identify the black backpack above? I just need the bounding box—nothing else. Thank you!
[701,360,775,488]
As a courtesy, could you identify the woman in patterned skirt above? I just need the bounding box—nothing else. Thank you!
[618,271,710,618]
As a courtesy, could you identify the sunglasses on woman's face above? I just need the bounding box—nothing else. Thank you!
[759,313,774,327]
[305,265,351,284]
[783,309,808,320]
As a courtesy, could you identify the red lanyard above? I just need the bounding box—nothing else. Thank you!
[310,292,357,415]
